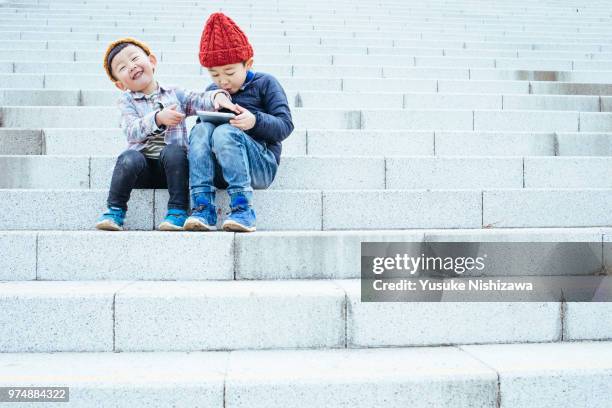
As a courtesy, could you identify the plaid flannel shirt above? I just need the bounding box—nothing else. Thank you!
[117,83,228,152]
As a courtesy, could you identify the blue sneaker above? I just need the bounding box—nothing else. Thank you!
[95,207,126,231]
[222,193,256,232]
[158,208,188,231]
[184,195,217,231]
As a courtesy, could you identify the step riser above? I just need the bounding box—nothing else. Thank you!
[2,229,607,281]
[1,189,612,230]
[3,156,612,189]
[3,129,611,157]
[1,279,610,352]
[4,107,612,131]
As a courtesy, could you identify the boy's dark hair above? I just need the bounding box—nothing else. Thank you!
[106,43,132,73]
[103,38,152,81]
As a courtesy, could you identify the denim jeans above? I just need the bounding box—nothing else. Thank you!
[188,122,278,201]
[107,144,189,211]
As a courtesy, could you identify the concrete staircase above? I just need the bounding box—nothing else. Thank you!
[0,0,611,406]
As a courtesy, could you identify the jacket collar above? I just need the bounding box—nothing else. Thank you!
[239,71,255,91]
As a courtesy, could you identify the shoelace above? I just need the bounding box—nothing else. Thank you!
[226,205,249,216]
[193,204,209,214]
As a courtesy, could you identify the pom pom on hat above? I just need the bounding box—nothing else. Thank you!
[199,12,254,68]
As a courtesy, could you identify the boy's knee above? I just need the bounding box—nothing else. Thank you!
[116,149,145,171]
[161,144,187,163]
[189,121,216,145]
[211,124,243,147]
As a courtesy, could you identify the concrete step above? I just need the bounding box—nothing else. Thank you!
[1,228,608,281]
[4,30,612,52]
[0,280,345,352]
[0,188,611,230]
[1,341,610,407]
[4,46,612,70]
[0,279,608,352]
[3,128,608,157]
[7,61,612,84]
[4,72,612,97]
[6,40,612,62]
[0,74,345,90]
[4,106,612,131]
[0,25,611,43]
[3,89,611,112]
[3,155,612,189]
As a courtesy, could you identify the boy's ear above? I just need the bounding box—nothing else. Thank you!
[114,81,127,91]
[244,57,254,69]
[148,53,158,73]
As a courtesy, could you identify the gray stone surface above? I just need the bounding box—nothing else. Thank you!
[0,189,154,230]
[462,342,612,408]
[338,280,560,346]
[361,109,473,130]
[580,112,612,132]
[564,302,612,340]
[43,128,124,156]
[555,132,612,156]
[270,156,385,189]
[483,189,612,228]
[0,155,89,188]
[0,281,127,352]
[114,280,345,351]
[236,230,424,279]
[524,157,612,188]
[37,231,234,280]
[474,110,578,131]
[0,232,36,280]
[386,156,523,189]
[226,347,497,408]
[503,94,600,112]
[323,190,482,229]
[0,129,41,155]
[435,131,555,156]
[0,351,227,406]
[307,130,434,156]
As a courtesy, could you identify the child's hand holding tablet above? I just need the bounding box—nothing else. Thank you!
[198,92,239,125]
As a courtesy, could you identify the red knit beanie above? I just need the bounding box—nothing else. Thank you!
[199,13,254,68]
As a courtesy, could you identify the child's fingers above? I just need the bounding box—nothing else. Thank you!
[166,104,178,111]
[220,101,239,113]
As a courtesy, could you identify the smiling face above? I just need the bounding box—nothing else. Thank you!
[207,58,253,94]
[110,44,158,94]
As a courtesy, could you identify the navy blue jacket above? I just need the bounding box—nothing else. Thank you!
[205,71,294,164]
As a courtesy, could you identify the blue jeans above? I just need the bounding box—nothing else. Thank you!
[188,122,278,201]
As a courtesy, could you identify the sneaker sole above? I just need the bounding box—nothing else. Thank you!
[222,220,256,233]
[158,222,184,231]
[183,218,217,231]
[95,219,123,231]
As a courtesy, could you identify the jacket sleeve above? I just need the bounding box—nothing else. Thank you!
[117,94,162,145]
[175,88,231,116]
[247,76,294,144]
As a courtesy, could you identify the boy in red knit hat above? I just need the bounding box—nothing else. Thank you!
[95,37,234,231]
[185,13,294,233]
